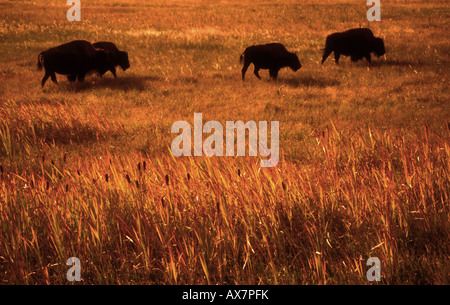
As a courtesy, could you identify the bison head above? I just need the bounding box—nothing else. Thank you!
[119,51,130,71]
[373,37,386,57]
[288,52,302,71]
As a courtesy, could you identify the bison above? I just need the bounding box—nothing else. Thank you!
[321,28,385,64]
[37,40,110,87]
[240,43,301,81]
[93,41,130,78]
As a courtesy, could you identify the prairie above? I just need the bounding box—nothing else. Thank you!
[0,0,449,284]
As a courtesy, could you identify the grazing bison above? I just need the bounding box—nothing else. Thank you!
[93,41,130,78]
[321,28,385,64]
[37,40,110,87]
[240,43,301,81]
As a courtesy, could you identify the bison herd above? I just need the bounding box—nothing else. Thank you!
[37,28,385,87]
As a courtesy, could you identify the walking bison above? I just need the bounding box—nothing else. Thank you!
[37,40,110,87]
[240,43,301,80]
[93,41,130,78]
[321,28,385,64]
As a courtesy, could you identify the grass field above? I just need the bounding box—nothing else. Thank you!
[0,0,449,284]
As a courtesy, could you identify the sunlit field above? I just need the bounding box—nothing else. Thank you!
[0,0,449,284]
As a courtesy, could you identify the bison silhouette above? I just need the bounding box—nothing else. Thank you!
[321,28,385,64]
[240,43,301,81]
[38,40,109,87]
[93,41,130,78]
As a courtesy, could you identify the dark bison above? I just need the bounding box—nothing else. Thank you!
[93,41,130,78]
[37,40,110,87]
[321,28,385,64]
[240,43,301,80]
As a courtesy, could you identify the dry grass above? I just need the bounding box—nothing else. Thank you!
[0,0,449,284]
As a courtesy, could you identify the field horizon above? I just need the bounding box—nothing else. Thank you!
[0,0,449,285]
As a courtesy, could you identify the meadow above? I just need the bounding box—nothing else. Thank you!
[0,0,449,284]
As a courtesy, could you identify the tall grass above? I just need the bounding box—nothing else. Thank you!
[0,0,449,285]
[1,121,448,284]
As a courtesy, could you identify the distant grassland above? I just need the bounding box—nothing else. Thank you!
[0,0,449,284]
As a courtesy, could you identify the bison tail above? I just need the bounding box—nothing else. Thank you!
[239,51,245,64]
[37,54,44,71]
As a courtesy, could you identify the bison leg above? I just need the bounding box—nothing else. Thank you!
[321,49,332,64]
[241,61,250,81]
[253,67,261,80]
[50,73,57,84]
[334,52,341,64]
[269,69,279,80]
[111,67,117,78]
[41,73,50,87]
[365,54,372,63]
[67,74,77,82]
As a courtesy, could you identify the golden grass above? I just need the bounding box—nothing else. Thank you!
[0,0,449,284]
[1,123,448,284]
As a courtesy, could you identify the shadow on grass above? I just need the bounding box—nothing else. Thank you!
[321,57,423,68]
[369,58,422,68]
[59,74,161,91]
[3,114,120,151]
[280,74,341,88]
